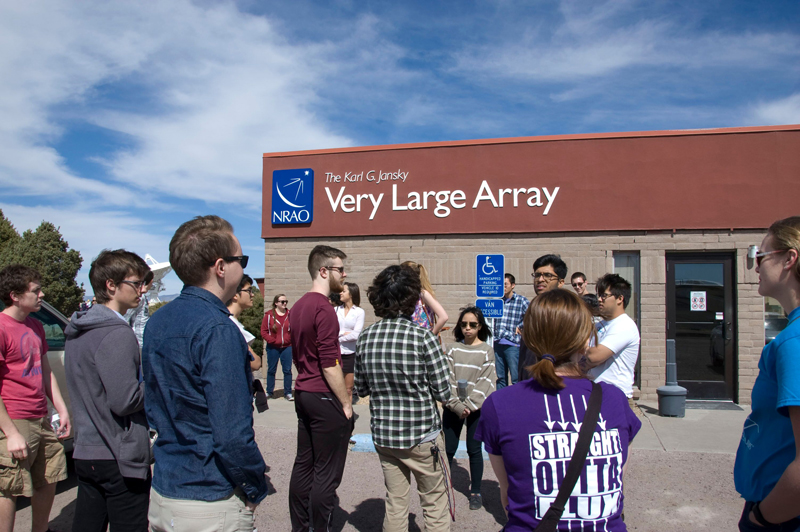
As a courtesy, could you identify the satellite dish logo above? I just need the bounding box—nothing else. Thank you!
[272,168,314,225]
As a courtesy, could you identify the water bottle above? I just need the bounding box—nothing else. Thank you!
[457,379,468,401]
[51,413,60,435]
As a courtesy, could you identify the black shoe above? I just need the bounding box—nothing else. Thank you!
[469,493,482,510]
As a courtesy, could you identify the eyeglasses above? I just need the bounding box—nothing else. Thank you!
[324,266,346,275]
[756,249,787,267]
[572,282,585,288]
[223,255,249,268]
[532,272,559,281]
[460,321,479,329]
[239,287,254,295]
[120,280,147,291]
[277,300,289,304]
[598,293,616,301]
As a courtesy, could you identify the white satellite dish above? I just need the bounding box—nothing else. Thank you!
[145,254,172,303]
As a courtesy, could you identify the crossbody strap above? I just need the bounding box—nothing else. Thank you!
[534,381,603,532]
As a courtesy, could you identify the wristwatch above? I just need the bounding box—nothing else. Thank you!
[752,501,776,528]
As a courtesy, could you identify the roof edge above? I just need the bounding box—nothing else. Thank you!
[263,124,800,159]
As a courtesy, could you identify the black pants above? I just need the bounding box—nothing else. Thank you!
[289,390,354,532]
[73,459,151,532]
[739,501,800,531]
[442,408,483,494]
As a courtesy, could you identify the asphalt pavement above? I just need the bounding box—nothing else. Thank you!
[14,395,750,531]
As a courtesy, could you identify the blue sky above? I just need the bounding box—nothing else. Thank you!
[1,0,798,297]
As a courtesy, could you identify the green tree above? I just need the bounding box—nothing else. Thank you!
[0,221,84,317]
[239,290,265,356]
[0,210,19,255]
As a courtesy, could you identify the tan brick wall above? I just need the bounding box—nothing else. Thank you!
[264,229,767,404]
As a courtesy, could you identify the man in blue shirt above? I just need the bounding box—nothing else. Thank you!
[493,273,529,389]
[143,215,268,531]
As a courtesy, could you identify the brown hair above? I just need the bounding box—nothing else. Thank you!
[0,265,41,306]
[269,293,287,333]
[89,250,150,304]
[307,245,347,279]
[523,289,597,390]
[400,261,435,295]
[768,216,800,283]
[169,215,237,287]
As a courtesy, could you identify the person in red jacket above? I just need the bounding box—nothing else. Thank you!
[261,294,293,400]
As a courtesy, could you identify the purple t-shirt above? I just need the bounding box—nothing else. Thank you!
[475,377,641,531]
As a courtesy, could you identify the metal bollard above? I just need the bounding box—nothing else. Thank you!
[657,339,687,417]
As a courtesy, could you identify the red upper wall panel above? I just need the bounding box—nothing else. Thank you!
[262,126,800,239]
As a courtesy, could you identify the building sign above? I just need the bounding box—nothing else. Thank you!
[271,168,314,225]
[263,127,799,238]
[690,291,707,311]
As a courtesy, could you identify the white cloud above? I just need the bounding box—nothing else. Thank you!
[745,93,800,126]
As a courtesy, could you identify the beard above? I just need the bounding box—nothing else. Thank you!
[328,274,344,295]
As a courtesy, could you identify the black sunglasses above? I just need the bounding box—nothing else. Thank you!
[460,321,479,329]
[223,255,249,268]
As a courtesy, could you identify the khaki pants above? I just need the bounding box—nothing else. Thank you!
[375,433,451,532]
[148,488,254,532]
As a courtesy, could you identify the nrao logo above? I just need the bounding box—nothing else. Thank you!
[272,168,314,225]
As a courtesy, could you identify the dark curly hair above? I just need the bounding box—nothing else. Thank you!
[367,265,421,319]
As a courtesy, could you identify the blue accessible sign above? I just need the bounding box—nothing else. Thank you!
[476,298,504,319]
[476,254,504,298]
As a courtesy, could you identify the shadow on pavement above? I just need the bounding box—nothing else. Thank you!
[638,403,658,415]
[449,461,507,527]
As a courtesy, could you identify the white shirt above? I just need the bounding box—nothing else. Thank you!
[335,305,365,355]
[230,315,255,345]
[588,312,640,398]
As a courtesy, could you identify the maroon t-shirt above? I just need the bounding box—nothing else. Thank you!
[289,292,342,393]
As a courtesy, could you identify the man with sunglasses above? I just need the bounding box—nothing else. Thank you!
[288,244,354,532]
[143,215,268,531]
[585,273,640,404]
[64,249,153,531]
[571,272,588,296]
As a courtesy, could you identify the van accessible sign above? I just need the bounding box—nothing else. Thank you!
[272,169,314,224]
[476,254,504,318]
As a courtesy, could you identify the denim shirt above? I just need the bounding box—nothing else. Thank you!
[142,285,268,503]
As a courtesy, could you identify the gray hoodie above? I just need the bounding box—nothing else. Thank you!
[65,304,151,479]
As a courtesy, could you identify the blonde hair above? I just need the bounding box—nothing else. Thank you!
[400,261,435,295]
[523,289,597,390]
[768,216,800,283]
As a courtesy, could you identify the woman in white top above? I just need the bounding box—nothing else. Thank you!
[336,282,365,400]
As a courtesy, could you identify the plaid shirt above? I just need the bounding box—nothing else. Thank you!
[355,316,450,449]
[492,292,529,345]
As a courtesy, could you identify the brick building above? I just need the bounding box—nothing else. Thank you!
[262,125,799,403]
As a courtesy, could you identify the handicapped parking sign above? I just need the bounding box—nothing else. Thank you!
[476,254,504,298]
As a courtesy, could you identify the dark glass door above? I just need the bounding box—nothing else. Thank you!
[666,253,736,400]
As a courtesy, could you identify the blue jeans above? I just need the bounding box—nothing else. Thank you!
[266,345,293,395]
[494,343,519,390]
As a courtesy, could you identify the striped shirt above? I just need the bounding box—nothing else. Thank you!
[444,342,496,416]
[355,316,450,449]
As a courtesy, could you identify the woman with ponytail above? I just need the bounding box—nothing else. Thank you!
[475,289,641,531]
[734,216,800,531]
[401,261,449,336]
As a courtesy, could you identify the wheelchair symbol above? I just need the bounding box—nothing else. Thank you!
[482,257,499,276]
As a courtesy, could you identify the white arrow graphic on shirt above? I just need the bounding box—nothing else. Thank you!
[582,395,607,431]
[570,395,581,432]
[556,395,569,430]
[543,395,556,431]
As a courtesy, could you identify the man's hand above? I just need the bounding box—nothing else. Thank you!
[460,408,471,419]
[246,500,259,512]
[7,433,29,461]
[343,402,353,420]
[56,412,71,439]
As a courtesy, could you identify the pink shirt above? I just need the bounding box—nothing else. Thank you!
[0,313,49,419]
[289,292,342,393]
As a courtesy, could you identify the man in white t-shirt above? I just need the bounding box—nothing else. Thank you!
[585,273,640,402]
